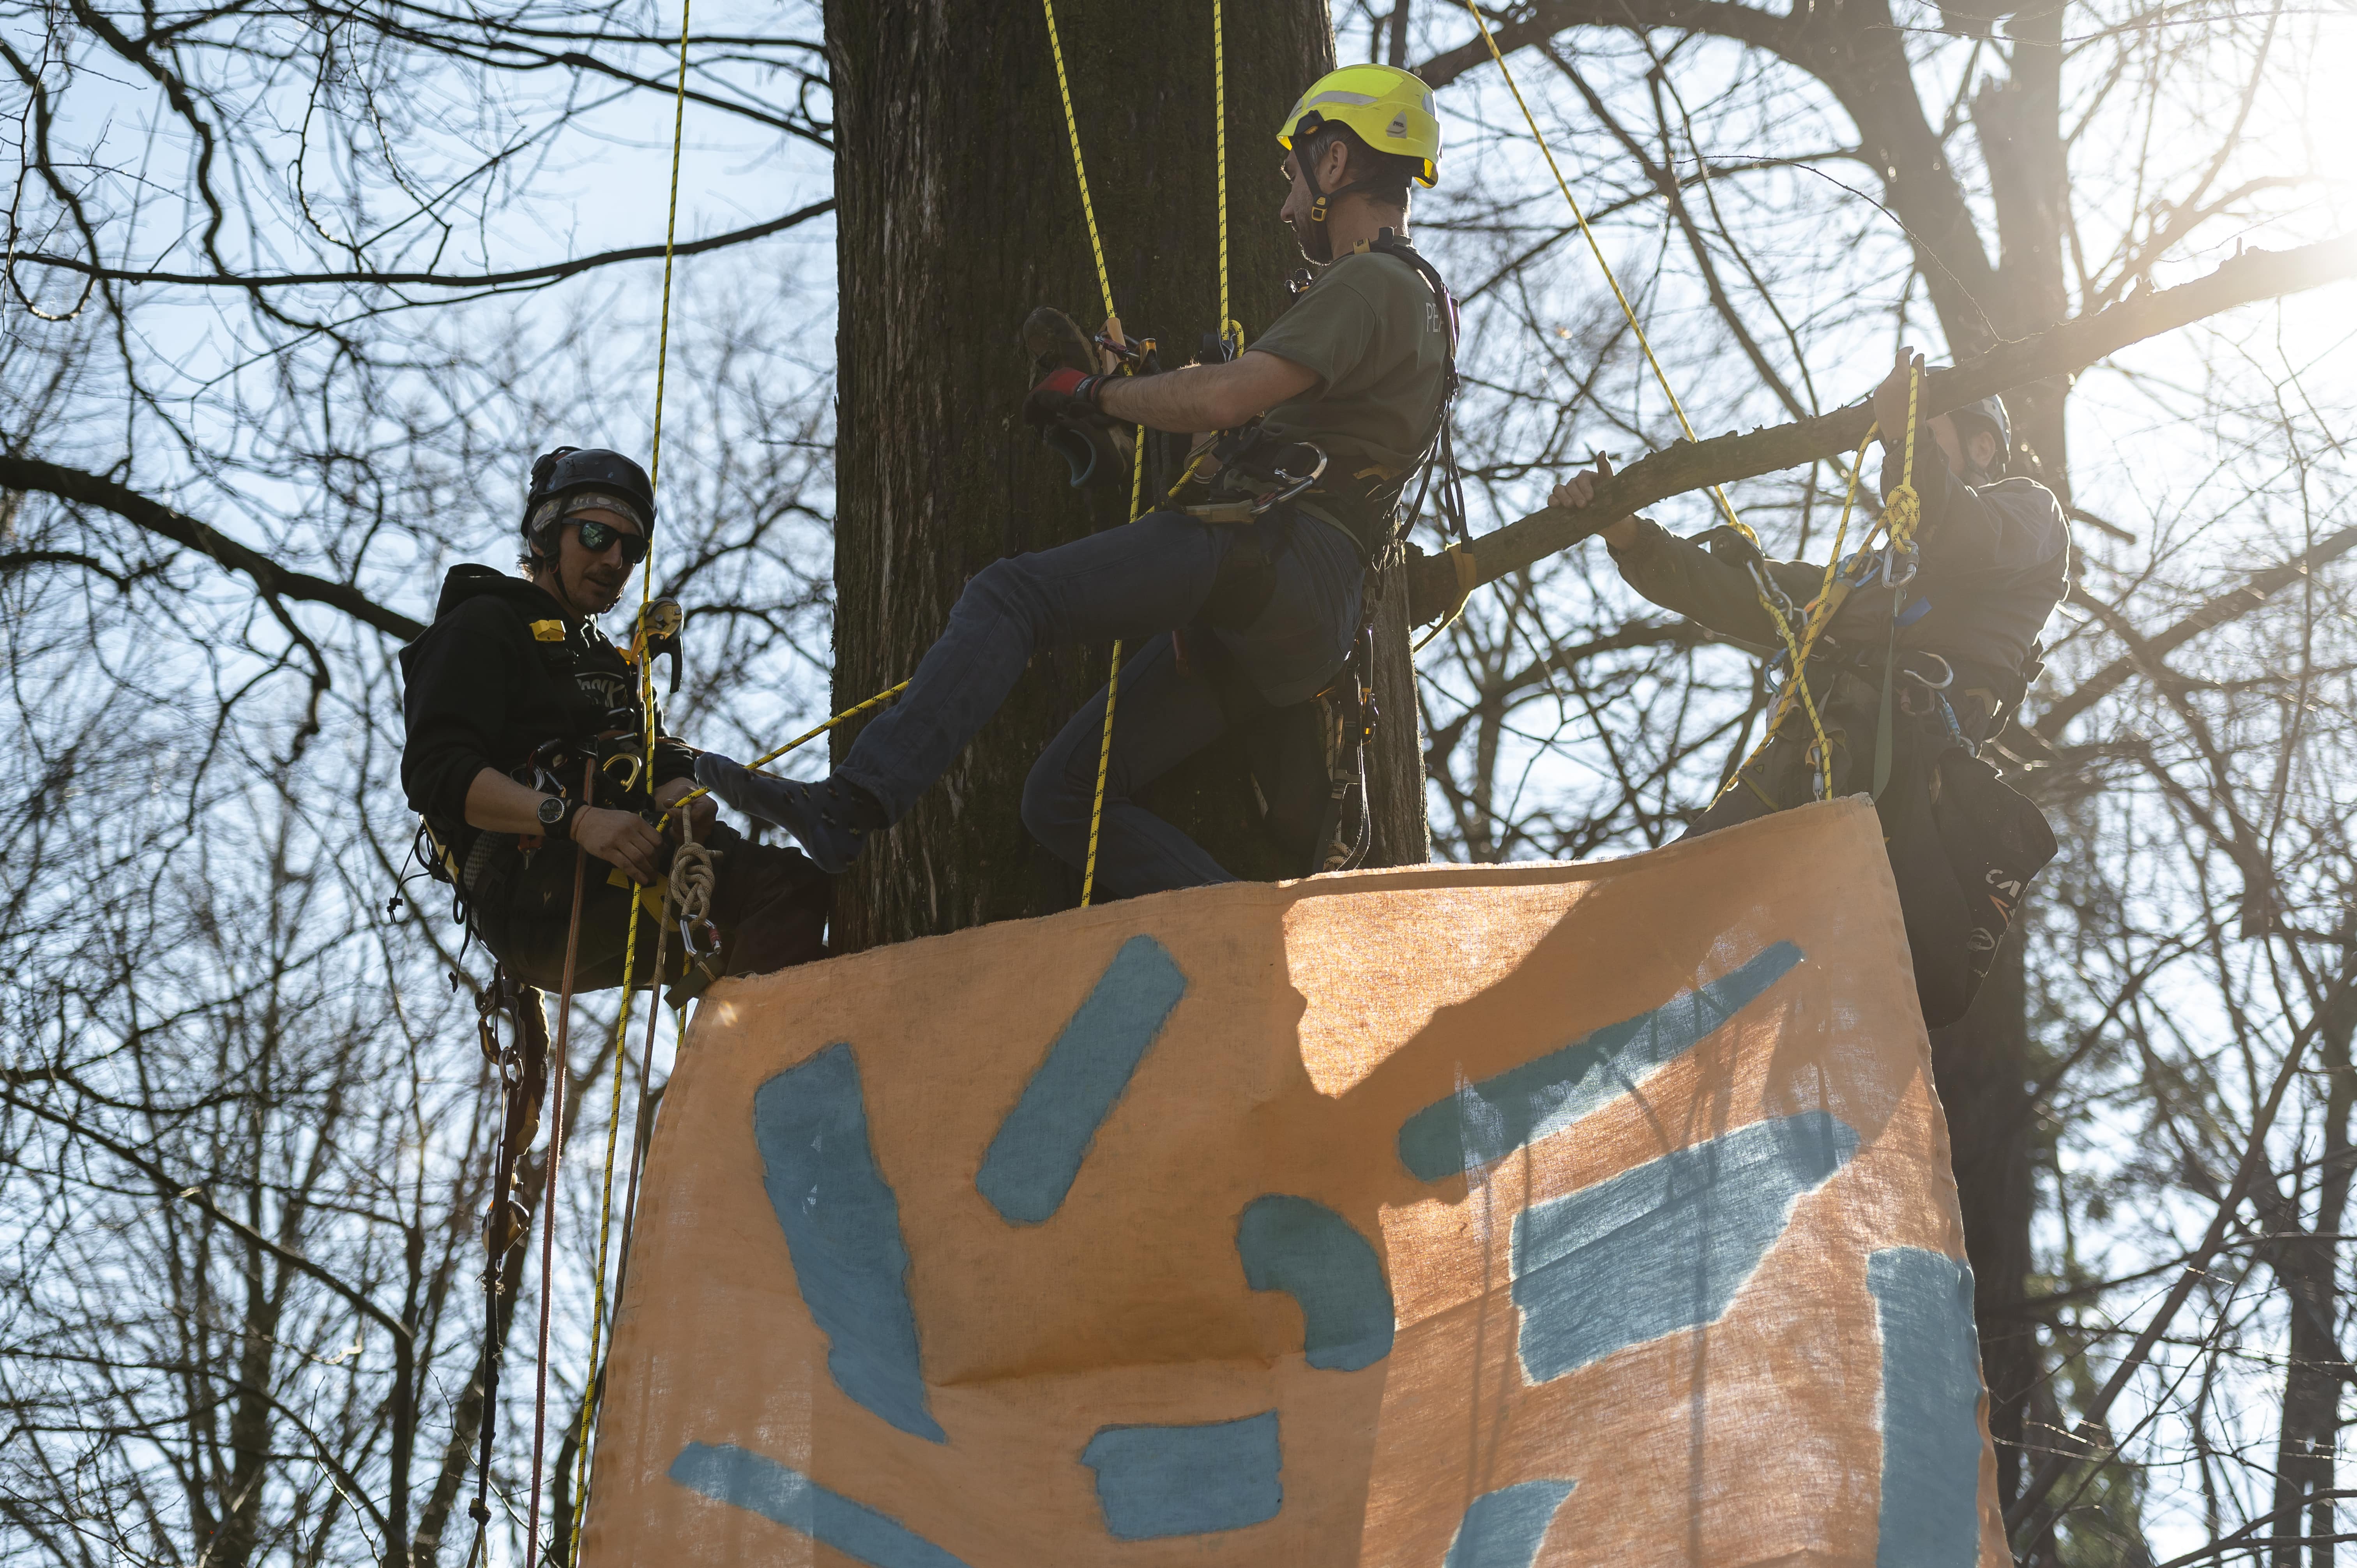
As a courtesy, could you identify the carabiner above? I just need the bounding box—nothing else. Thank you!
[1878,544,1919,590]
[1746,560,1799,620]
[602,751,644,795]
[1253,443,1328,514]
[1901,652,1954,690]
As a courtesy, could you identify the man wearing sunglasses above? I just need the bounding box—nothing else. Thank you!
[400,446,832,994]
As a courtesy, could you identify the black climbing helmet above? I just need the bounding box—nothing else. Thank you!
[521,447,656,560]
[1946,394,2011,473]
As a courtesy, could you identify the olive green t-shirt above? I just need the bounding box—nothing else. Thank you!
[1246,248,1449,477]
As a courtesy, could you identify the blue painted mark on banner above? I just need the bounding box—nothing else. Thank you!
[1442,1478,1578,1568]
[1869,1248,1985,1568]
[1398,942,1803,1181]
[977,934,1189,1225]
[754,1045,945,1443]
[1080,1411,1283,1540]
[670,1442,973,1568]
[1235,1195,1394,1371]
[1511,1110,1856,1383]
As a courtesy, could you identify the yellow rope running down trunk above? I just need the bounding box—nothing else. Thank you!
[1042,0,1220,905]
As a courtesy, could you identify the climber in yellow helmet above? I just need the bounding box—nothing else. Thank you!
[694,65,1465,897]
[1272,63,1442,254]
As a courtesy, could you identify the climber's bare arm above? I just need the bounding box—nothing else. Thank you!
[1096,350,1318,435]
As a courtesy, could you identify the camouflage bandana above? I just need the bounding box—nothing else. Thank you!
[528,489,651,538]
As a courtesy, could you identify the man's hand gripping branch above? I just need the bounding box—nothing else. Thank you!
[1550,454,1640,551]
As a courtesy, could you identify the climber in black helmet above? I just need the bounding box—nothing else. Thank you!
[692,64,1461,897]
[1554,347,2069,1024]
[399,446,832,993]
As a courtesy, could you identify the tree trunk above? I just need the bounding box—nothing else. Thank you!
[1971,0,2072,500]
[1925,12,2073,1487]
[1929,928,2044,1519]
[826,0,1424,954]
[2268,990,2357,1567]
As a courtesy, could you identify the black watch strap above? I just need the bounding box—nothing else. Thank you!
[556,799,585,841]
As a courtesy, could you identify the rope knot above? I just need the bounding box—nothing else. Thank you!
[669,838,717,927]
[1883,482,1922,553]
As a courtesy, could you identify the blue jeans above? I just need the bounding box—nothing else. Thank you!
[836,507,1364,900]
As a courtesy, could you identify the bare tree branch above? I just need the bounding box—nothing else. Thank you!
[0,457,425,639]
[11,199,835,293]
[1408,235,2357,623]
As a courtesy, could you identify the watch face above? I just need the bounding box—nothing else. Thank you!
[540,797,566,826]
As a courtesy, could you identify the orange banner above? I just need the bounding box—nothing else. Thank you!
[581,798,2003,1566]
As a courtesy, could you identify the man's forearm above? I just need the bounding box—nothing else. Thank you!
[1094,350,1315,434]
[1611,523,1782,646]
[465,766,561,835]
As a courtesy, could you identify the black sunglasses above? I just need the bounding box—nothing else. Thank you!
[572,517,649,564]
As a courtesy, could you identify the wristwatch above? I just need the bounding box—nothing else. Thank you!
[536,795,579,840]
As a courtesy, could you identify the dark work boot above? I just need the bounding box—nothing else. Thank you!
[693,755,882,876]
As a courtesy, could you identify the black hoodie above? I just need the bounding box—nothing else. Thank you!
[399,565,696,858]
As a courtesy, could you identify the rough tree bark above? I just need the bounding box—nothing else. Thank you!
[826,0,1428,953]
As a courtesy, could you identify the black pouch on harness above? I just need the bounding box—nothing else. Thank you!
[1196,510,1293,629]
[1876,733,2057,1028]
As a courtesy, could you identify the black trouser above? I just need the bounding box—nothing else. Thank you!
[473,821,830,992]
[1686,655,2009,1029]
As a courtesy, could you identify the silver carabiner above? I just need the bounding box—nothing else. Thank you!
[1878,544,1919,590]
[1251,442,1329,514]
[1901,652,1954,690]
[1746,560,1798,620]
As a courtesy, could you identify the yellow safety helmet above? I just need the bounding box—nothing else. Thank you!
[1275,64,1442,192]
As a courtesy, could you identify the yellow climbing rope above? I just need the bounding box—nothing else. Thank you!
[1455,0,1840,794]
[657,680,912,823]
[1214,0,1242,355]
[1042,0,1116,321]
[1043,0,1230,904]
[1882,365,1923,558]
[560,0,696,1549]
[1712,365,1921,804]
[1712,424,1875,805]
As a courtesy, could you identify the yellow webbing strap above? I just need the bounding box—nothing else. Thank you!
[1456,0,1838,791]
[1410,544,1481,653]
